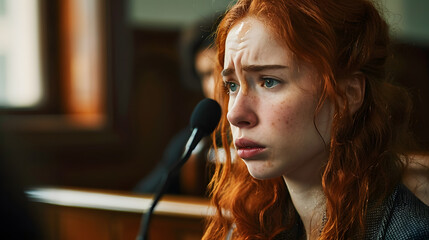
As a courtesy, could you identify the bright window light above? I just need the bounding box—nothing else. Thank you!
[0,0,42,107]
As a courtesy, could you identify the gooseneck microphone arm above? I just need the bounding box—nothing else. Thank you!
[136,98,221,240]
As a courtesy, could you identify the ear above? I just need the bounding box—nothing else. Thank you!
[340,72,365,115]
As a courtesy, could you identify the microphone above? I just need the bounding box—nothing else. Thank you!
[136,98,221,240]
[176,98,222,173]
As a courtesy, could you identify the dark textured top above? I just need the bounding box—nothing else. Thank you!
[273,184,429,240]
[364,184,429,239]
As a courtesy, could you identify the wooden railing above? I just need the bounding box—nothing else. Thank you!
[26,187,213,240]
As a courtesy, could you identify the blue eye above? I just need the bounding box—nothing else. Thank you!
[263,78,279,88]
[225,81,238,93]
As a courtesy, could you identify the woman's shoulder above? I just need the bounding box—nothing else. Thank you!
[393,184,429,218]
[370,183,429,239]
[402,153,429,206]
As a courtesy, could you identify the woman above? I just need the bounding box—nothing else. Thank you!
[203,0,429,239]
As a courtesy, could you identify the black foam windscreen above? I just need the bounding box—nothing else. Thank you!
[190,98,221,135]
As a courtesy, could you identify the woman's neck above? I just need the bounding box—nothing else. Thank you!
[283,165,326,240]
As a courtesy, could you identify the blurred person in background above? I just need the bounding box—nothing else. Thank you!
[134,14,222,196]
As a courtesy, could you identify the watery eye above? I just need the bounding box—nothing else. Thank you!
[263,78,279,88]
[225,82,238,93]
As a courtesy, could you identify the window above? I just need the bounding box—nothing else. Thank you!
[0,0,106,128]
[0,0,43,108]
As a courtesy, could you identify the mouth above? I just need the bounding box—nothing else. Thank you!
[235,138,266,159]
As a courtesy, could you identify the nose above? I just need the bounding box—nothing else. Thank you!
[227,91,258,129]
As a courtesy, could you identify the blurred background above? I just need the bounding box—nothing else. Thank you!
[0,0,428,239]
[0,0,231,191]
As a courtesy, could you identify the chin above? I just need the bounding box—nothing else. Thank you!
[249,172,274,180]
[245,161,283,180]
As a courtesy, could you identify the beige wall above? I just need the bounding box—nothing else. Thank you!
[128,0,429,45]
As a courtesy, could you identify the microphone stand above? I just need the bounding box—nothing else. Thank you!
[136,128,202,240]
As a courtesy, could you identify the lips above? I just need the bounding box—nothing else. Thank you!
[235,138,266,159]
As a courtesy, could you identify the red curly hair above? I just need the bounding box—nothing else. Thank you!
[203,0,414,239]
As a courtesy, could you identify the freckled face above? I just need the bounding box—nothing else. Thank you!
[224,17,333,180]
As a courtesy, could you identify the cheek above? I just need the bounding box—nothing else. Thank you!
[268,102,304,131]
[314,103,334,141]
[270,112,291,128]
[265,99,287,125]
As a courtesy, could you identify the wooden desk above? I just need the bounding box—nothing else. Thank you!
[26,187,214,240]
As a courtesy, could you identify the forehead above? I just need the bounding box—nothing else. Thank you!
[224,17,292,68]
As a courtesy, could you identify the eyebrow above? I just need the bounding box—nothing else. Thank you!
[221,64,288,77]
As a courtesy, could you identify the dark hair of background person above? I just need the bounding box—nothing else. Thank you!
[179,13,223,93]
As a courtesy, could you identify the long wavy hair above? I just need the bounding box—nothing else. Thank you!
[203,0,414,239]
